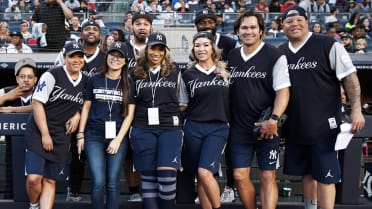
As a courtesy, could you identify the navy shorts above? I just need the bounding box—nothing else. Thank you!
[283,140,341,184]
[182,120,229,174]
[24,149,69,181]
[129,127,183,171]
[230,137,280,170]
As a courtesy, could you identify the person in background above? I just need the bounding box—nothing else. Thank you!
[101,34,115,52]
[4,1,22,21]
[181,31,230,209]
[64,0,80,10]
[267,18,283,38]
[20,20,33,41]
[24,41,86,209]
[31,0,73,52]
[0,58,38,201]
[113,28,126,42]
[5,31,33,53]
[130,32,183,209]
[69,16,82,33]
[228,11,290,209]
[269,0,281,12]
[311,22,323,34]
[279,6,365,209]
[77,42,134,209]
[82,9,105,28]
[123,11,154,202]
[355,37,368,53]
[339,31,355,52]
[0,22,10,48]
[254,0,269,12]
[19,0,32,12]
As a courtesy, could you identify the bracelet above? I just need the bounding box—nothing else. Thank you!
[77,137,84,140]
[76,133,84,139]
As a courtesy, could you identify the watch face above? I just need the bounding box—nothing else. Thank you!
[271,114,279,121]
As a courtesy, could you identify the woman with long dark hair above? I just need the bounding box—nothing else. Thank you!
[77,41,134,209]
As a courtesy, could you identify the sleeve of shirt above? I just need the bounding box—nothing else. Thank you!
[178,76,189,106]
[272,55,291,91]
[329,42,357,80]
[84,76,94,101]
[0,88,5,96]
[32,72,56,104]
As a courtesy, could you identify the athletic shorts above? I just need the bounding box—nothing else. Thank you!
[24,149,69,181]
[230,137,280,170]
[182,120,229,174]
[130,127,183,171]
[283,140,341,184]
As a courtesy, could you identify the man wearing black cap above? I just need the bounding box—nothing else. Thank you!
[194,8,237,62]
[6,31,33,53]
[279,5,365,209]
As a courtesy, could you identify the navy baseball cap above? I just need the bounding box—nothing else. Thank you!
[81,20,101,30]
[147,32,168,49]
[63,42,84,56]
[9,31,23,37]
[195,8,217,25]
[132,11,153,24]
[282,6,308,22]
[108,41,128,57]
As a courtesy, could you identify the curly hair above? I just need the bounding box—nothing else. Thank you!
[133,45,176,79]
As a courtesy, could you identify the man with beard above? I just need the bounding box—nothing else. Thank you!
[55,20,106,202]
[194,8,237,62]
[122,11,153,202]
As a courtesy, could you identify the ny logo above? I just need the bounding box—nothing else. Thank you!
[73,43,80,49]
[114,42,121,48]
[269,150,277,160]
[156,34,163,41]
[36,81,46,92]
[202,9,209,15]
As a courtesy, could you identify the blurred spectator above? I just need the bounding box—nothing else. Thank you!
[161,0,172,10]
[314,0,331,12]
[280,0,297,12]
[326,24,339,40]
[126,11,134,20]
[351,0,367,12]
[4,1,22,21]
[335,0,349,11]
[312,22,324,33]
[100,33,114,52]
[69,16,81,32]
[359,16,371,37]
[131,0,148,11]
[0,22,10,49]
[20,20,33,40]
[362,0,372,11]
[325,6,339,24]
[340,31,355,52]
[269,0,281,12]
[174,0,190,12]
[351,24,367,50]
[267,18,283,37]
[355,37,368,53]
[82,10,105,28]
[224,2,235,12]
[30,0,41,10]
[189,0,199,5]
[72,0,89,14]
[299,0,317,12]
[5,31,33,53]
[86,0,96,11]
[345,12,360,31]
[19,0,32,12]
[255,0,269,12]
[345,0,357,12]
[112,28,126,42]
[216,13,223,32]
[123,18,132,40]
[64,0,80,10]
[215,0,226,12]
[31,0,73,52]
[145,0,162,12]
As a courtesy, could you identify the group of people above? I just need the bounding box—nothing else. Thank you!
[0,6,366,209]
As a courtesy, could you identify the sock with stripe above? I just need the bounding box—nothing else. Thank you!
[158,170,177,209]
[141,170,159,209]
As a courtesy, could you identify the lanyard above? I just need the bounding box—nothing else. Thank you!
[148,70,160,107]
[105,76,121,121]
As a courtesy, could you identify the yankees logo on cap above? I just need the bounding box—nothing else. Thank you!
[147,32,168,49]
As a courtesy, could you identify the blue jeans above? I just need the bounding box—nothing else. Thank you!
[85,130,127,209]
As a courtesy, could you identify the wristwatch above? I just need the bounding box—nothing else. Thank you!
[270,114,280,121]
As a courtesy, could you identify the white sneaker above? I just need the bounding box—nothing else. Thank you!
[194,196,199,204]
[220,186,235,203]
[29,203,40,209]
[66,191,82,202]
[128,193,142,202]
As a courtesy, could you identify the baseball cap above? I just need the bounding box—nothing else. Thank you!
[195,8,217,25]
[132,11,153,24]
[147,32,168,48]
[108,41,128,57]
[81,20,100,30]
[192,31,215,43]
[281,6,308,22]
[9,31,23,37]
[14,58,36,76]
[63,42,84,56]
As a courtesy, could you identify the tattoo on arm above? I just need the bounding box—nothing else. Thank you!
[342,72,362,111]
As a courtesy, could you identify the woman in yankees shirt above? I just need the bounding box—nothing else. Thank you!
[180,31,230,209]
[130,32,183,209]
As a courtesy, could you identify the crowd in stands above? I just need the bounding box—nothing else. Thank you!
[0,0,371,53]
